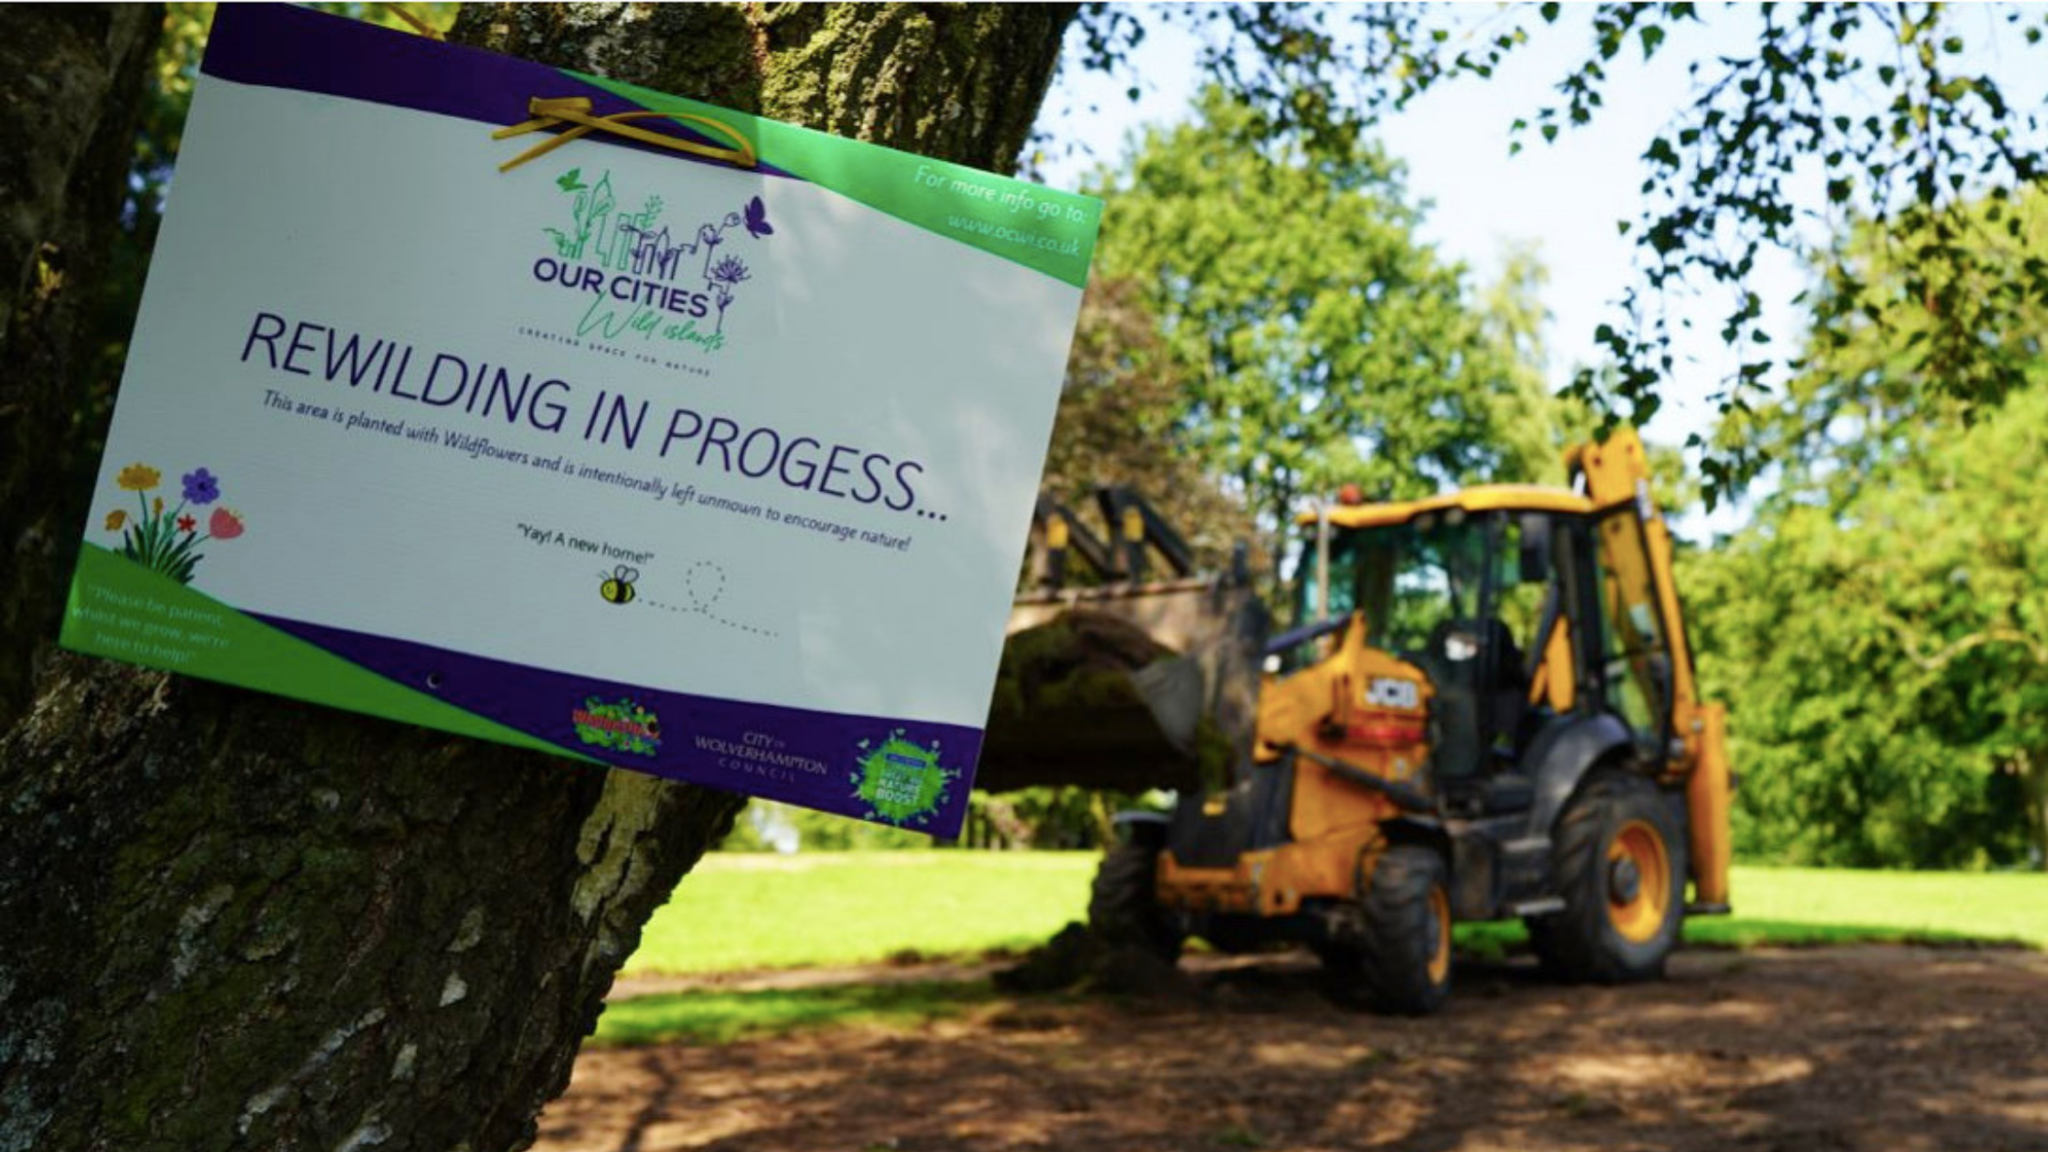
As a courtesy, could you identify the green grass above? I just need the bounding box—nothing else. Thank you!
[1689,865,2048,948]
[626,852,1093,975]
[594,980,995,1047]
[628,854,2048,977]
[607,855,2047,1047]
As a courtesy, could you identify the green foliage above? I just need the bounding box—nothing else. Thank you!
[1039,277,1258,577]
[1366,2,2048,500]
[1067,4,2048,502]
[1088,87,1572,554]
[720,800,934,853]
[1688,383,2048,869]
[965,786,1124,849]
[1680,190,2048,871]
[1732,193,2048,484]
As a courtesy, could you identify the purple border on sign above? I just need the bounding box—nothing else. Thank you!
[202,4,796,179]
[253,611,978,838]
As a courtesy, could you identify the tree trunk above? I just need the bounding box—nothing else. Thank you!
[0,5,1078,1152]
[0,4,162,726]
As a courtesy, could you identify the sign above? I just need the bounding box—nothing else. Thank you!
[60,4,1100,838]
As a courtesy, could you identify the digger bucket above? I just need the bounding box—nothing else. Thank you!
[975,579,1267,794]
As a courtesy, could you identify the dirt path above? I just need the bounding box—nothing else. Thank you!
[540,946,2048,1152]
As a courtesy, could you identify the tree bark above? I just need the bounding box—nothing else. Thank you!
[1,5,1078,1152]
[0,5,162,727]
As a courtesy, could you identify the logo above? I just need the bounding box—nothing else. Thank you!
[531,168,774,355]
[572,695,663,757]
[849,730,957,828]
[1365,676,1420,710]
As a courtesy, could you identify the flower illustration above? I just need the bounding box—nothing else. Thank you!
[103,461,248,585]
[711,255,751,286]
[181,468,220,505]
[710,255,752,334]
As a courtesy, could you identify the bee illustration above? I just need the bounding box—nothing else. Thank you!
[599,565,639,605]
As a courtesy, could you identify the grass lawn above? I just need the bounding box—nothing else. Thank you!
[625,853,2048,977]
[596,981,996,1047]
[627,852,1093,975]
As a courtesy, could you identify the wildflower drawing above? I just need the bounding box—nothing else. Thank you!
[102,462,247,584]
[710,255,752,334]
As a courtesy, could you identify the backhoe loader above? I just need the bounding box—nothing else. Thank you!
[1087,428,1733,1014]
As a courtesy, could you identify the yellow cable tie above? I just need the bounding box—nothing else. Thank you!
[493,97,758,174]
[383,3,444,40]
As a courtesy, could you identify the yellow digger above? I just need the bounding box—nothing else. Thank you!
[1087,428,1733,1013]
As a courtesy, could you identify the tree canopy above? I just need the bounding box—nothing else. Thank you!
[1063,3,2048,502]
[1686,195,2048,870]
[1688,382,2048,869]
[1085,87,1572,549]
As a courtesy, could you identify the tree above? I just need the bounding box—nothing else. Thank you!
[1038,275,1256,574]
[1054,3,2048,498]
[1727,192,2048,491]
[1339,3,2048,499]
[1089,87,1571,554]
[1685,197,2048,870]
[0,6,1076,1151]
[1687,392,2048,869]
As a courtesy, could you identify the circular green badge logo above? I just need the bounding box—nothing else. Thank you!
[850,730,955,827]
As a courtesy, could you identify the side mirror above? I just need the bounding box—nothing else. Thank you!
[1518,514,1552,585]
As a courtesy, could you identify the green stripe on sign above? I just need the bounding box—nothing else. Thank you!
[569,70,1101,288]
[60,542,589,760]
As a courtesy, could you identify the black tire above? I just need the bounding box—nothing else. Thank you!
[1324,844,1454,1015]
[1087,844,1182,962]
[1526,768,1687,983]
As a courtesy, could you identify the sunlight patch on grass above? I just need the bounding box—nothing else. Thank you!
[594,980,996,1047]
[627,852,1094,976]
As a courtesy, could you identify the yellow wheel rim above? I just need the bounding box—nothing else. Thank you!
[1606,819,1672,944]
[1426,883,1452,985]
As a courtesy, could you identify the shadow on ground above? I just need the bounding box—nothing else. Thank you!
[542,946,2048,1152]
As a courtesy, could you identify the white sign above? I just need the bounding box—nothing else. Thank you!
[62,5,1100,835]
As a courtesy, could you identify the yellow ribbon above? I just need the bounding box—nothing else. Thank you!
[383,4,444,40]
[492,96,758,174]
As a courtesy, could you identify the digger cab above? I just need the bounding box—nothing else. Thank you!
[1283,484,1680,807]
[1096,433,1733,1015]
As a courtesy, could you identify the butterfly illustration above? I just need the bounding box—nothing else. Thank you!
[744,195,773,239]
[556,167,586,193]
